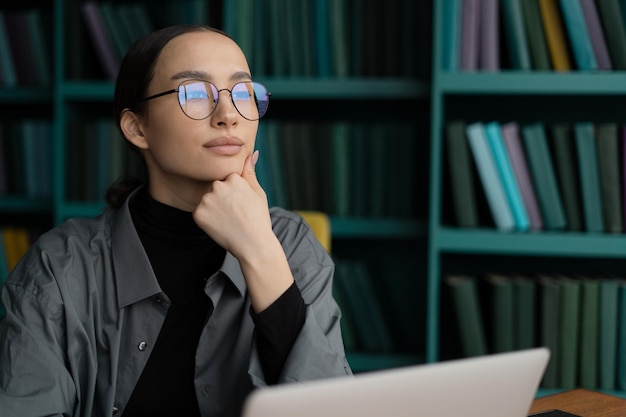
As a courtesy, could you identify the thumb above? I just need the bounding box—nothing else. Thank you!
[242,150,263,192]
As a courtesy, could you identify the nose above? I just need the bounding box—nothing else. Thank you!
[211,88,238,126]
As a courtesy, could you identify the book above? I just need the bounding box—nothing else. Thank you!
[501,0,532,69]
[580,0,613,70]
[618,280,626,390]
[444,275,487,357]
[80,1,119,79]
[597,0,626,69]
[480,0,499,70]
[522,0,551,70]
[0,229,8,319]
[550,123,583,231]
[485,121,530,231]
[332,260,359,351]
[559,0,598,70]
[466,122,515,231]
[0,11,17,87]
[558,277,581,389]
[445,120,479,227]
[514,275,536,350]
[521,123,567,230]
[574,122,604,233]
[595,123,623,233]
[539,275,560,389]
[623,125,626,228]
[442,0,463,71]
[331,122,350,216]
[501,122,543,231]
[329,0,349,77]
[313,0,333,77]
[599,278,619,390]
[484,274,515,353]
[460,0,481,71]
[538,0,573,70]
[3,11,39,85]
[24,10,51,86]
[579,277,599,389]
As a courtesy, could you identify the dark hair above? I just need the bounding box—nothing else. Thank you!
[106,24,229,207]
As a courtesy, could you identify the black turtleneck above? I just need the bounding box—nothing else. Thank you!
[122,187,305,417]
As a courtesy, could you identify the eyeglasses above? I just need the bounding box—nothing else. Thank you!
[138,80,271,121]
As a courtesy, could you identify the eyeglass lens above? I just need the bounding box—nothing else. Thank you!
[177,81,269,121]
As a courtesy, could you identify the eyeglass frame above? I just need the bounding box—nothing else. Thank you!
[137,79,271,121]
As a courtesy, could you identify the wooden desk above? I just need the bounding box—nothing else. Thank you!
[529,389,626,417]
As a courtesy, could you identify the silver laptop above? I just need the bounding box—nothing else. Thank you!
[242,347,550,417]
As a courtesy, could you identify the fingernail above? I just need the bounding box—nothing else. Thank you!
[252,150,259,167]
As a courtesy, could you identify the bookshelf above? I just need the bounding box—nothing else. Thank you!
[428,0,626,396]
[0,0,431,373]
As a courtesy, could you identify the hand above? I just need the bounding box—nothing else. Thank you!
[192,150,273,259]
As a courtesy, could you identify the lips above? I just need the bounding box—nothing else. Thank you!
[203,136,244,156]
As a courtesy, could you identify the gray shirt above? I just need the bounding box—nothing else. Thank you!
[0,194,352,417]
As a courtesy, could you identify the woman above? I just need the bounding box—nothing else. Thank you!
[0,25,351,417]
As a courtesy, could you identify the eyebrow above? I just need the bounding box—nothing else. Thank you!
[171,70,253,82]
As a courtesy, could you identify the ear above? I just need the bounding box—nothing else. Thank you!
[120,109,149,149]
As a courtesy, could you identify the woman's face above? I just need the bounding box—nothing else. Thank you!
[136,31,259,208]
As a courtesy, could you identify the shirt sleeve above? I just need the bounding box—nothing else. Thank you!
[251,281,305,385]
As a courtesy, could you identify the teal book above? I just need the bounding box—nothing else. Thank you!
[485,121,530,231]
[265,121,288,208]
[466,122,515,232]
[0,229,7,319]
[332,260,359,351]
[331,122,350,216]
[558,0,598,70]
[501,122,543,230]
[313,0,333,77]
[0,11,17,87]
[445,275,488,357]
[558,277,581,390]
[579,277,599,389]
[599,278,619,390]
[521,123,567,230]
[501,0,532,69]
[329,0,349,77]
[442,0,462,70]
[574,122,604,232]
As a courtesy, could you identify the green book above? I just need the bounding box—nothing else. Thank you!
[599,278,619,390]
[574,122,604,232]
[617,280,626,390]
[550,123,583,231]
[521,123,567,230]
[579,277,599,389]
[445,120,478,227]
[445,275,487,357]
[501,0,532,69]
[485,274,515,353]
[595,123,623,233]
[597,0,626,69]
[522,0,551,69]
[558,276,581,390]
[332,259,359,351]
[514,275,536,350]
[539,275,560,389]
[331,122,350,216]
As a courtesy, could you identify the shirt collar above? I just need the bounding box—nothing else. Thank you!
[111,187,247,308]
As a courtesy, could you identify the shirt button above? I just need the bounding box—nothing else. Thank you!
[112,406,119,414]
[155,297,163,304]
[138,341,147,351]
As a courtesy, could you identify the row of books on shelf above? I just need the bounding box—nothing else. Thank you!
[75,0,209,80]
[445,120,626,233]
[0,226,35,319]
[256,120,418,218]
[75,0,420,81]
[0,119,53,198]
[445,273,626,391]
[445,0,626,71]
[225,0,419,78]
[0,9,52,87]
